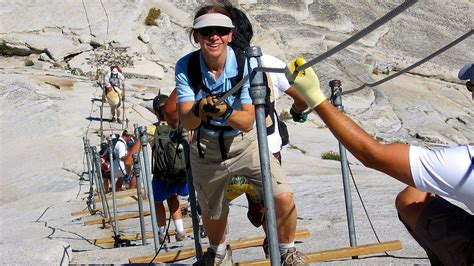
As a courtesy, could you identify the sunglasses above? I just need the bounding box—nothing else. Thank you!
[196,26,232,37]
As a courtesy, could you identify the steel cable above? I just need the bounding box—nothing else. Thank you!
[342,30,474,95]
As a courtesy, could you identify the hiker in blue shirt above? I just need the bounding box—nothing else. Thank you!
[175,5,302,265]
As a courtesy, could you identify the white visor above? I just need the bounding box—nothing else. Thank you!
[193,13,234,29]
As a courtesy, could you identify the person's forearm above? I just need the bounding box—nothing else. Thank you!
[178,102,201,130]
[164,89,179,129]
[226,109,255,132]
[285,87,308,112]
[314,100,413,186]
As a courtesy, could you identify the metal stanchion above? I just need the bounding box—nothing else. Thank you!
[138,126,161,252]
[182,140,203,261]
[133,152,147,245]
[83,137,96,211]
[246,46,280,265]
[134,124,148,199]
[97,81,105,142]
[108,137,120,237]
[329,80,358,254]
[91,146,108,219]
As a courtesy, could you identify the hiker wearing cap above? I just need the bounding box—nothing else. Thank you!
[130,94,190,243]
[152,94,189,243]
[104,66,126,124]
[286,58,474,265]
[175,5,302,265]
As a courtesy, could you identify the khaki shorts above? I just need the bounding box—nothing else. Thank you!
[190,128,292,219]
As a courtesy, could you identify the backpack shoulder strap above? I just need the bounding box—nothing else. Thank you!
[229,46,246,92]
[188,50,211,95]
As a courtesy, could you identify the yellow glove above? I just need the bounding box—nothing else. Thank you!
[285,57,326,108]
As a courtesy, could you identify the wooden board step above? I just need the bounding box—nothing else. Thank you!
[128,228,311,264]
[83,203,188,226]
[236,240,402,265]
[94,226,194,244]
[71,199,148,216]
[93,189,145,201]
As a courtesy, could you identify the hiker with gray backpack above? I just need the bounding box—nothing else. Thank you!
[126,94,189,244]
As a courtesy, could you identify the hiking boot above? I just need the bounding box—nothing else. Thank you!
[280,247,306,266]
[175,231,187,242]
[201,245,233,266]
[110,117,116,122]
[117,118,122,124]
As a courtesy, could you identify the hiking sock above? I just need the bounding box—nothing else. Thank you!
[173,219,184,233]
[279,242,296,255]
[159,225,167,236]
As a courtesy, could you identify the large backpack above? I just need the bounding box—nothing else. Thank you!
[151,124,188,184]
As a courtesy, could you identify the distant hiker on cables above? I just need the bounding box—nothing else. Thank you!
[100,130,136,192]
[104,65,125,124]
[175,4,303,265]
[286,58,474,265]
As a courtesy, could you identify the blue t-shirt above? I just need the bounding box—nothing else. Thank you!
[175,46,252,134]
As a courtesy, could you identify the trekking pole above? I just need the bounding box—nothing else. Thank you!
[108,137,120,238]
[133,152,147,246]
[246,46,280,265]
[91,146,109,219]
[182,140,203,261]
[134,124,148,199]
[83,137,96,211]
[329,80,358,255]
[138,126,161,252]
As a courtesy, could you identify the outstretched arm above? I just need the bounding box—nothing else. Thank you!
[286,58,413,187]
[315,101,413,186]
[164,89,179,129]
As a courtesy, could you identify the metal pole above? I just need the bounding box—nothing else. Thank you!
[91,146,109,219]
[134,124,148,199]
[139,126,161,252]
[133,152,147,245]
[246,46,280,265]
[122,85,125,130]
[182,140,203,261]
[108,137,120,237]
[85,139,101,198]
[83,137,96,210]
[329,80,358,252]
[98,81,105,142]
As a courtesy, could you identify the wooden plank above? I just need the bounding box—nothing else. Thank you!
[94,227,194,244]
[236,240,402,265]
[93,189,145,201]
[129,229,311,264]
[84,210,151,226]
[83,203,189,226]
[71,199,148,216]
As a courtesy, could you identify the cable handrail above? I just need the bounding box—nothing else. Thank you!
[342,30,473,95]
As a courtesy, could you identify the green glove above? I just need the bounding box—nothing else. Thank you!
[285,57,326,108]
